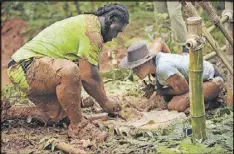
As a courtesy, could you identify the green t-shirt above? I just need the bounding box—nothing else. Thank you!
[12,14,103,66]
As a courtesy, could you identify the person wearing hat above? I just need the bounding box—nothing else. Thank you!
[120,38,224,112]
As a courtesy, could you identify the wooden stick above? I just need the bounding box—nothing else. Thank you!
[198,1,233,47]
[85,113,108,121]
[50,139,88,154]
[183,2,233,74]
[203,45,226,60]
[207,16,228,33]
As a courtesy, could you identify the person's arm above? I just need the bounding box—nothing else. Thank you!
[77,22,121,114]
[79,58,107,103]
[157,72,189,96]
[150,37,171,53]
[79,58,121,114]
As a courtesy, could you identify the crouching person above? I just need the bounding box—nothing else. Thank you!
[120,40,224,113]
[3,4,129,141]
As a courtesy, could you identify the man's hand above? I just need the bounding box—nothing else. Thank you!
[102,97,122,115]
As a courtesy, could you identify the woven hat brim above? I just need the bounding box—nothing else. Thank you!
[120,49,158,69]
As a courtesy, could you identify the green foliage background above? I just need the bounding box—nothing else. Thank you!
[1,1,225,53]
[1,1,227,105]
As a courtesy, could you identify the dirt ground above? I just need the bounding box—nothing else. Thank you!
[1,87,233,154]
[1,19,28,88]
[1,19,233,154]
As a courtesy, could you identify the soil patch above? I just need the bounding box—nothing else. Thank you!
[1,19,27,88]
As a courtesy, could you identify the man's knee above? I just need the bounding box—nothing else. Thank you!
[203,77,224,101]
[212,76,224,87]
[58,62,80,82]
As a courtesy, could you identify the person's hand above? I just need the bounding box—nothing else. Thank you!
[167,94,190,112]
[102,97,122,115]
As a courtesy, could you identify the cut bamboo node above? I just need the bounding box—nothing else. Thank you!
[187,17,203,36]
[186,36,205,51]
[222,10,233,22]
[187,17,203,25]
[186,17,204,51]
[186,38,198,49]
[191,114,205,118]
[189,69,203,73]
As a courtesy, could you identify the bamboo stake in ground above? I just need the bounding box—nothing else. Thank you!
[182,2,233,75]
[186,17,206,142]
[198,1,233,47]
[223,1,233,106]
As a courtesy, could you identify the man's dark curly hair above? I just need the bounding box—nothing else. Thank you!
[85,3,129,25]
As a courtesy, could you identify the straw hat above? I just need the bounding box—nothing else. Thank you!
[120,41,158,69]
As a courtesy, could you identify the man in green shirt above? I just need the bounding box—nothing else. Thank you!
[5,4,129,141]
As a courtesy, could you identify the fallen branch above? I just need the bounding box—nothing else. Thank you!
[49,139,88,154]
[85,113,108,121]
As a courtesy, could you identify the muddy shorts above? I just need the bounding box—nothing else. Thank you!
[7,62,30,94]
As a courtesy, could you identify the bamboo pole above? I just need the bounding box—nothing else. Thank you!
[198,1,233,47]
[186,17,207,142]
[182,2,233,75]
[208,16,228,33]
[224,1,233,106]
[203,45,226,60]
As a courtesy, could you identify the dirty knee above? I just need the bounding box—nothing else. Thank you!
[59,64,80,82]
[212,77,224,88]
[168,103,174,110]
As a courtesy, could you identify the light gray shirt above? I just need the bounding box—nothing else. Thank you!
[155,52,215,86]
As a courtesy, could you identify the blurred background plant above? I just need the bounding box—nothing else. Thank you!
[1,1,225,52]
[1,1,226,101]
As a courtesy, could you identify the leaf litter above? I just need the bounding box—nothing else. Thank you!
[1,70,233,154]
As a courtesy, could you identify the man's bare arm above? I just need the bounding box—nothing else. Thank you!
[150,37,171,53]
[157,73,189,96]
[79,59,121,113]
[79,58,108,105]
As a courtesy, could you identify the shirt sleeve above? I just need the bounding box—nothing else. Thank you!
[77,31,103,66]
[156,63,179,86]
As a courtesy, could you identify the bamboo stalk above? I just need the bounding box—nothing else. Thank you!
[203,45,226,60]
[183,2,233,74]
[207,16,229,33]
[224,1,233,106]
[198,1,233,47]
[186,17,207,142]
